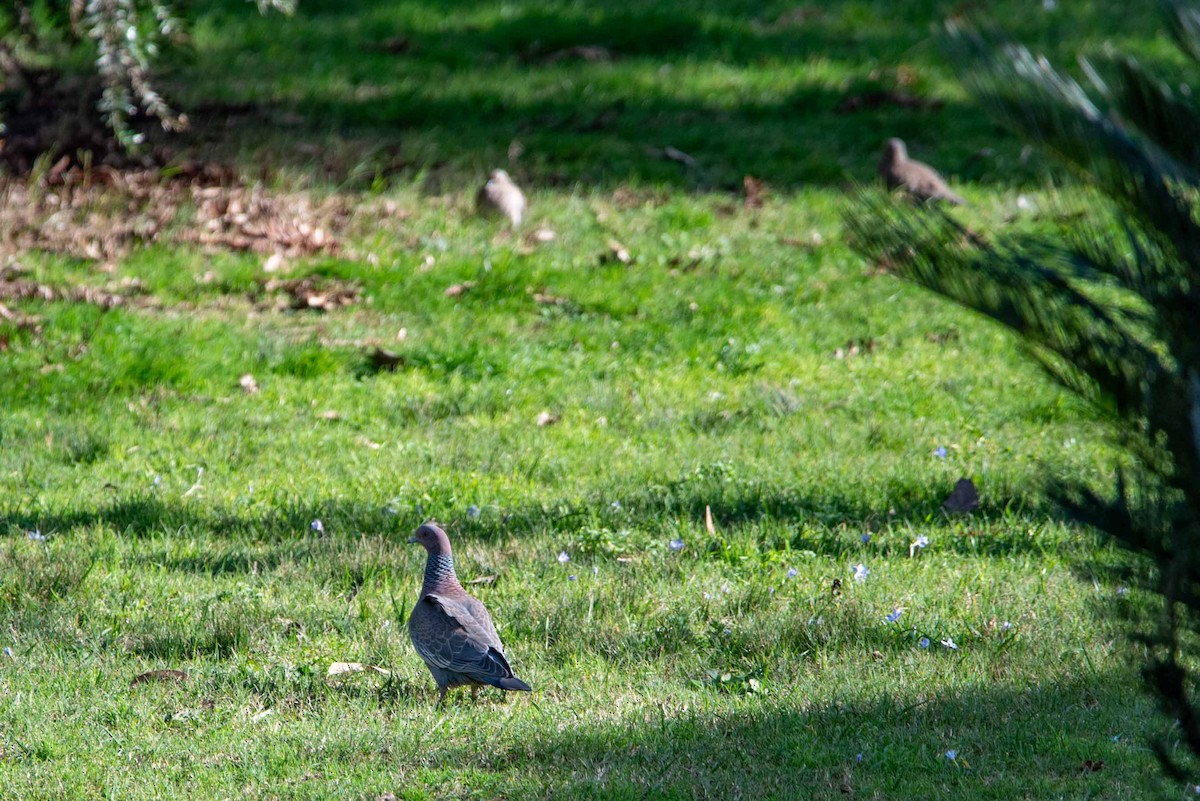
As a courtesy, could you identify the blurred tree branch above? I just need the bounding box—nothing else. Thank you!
[0,0,296,149]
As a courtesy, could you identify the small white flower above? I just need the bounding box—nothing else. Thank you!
[467,505,481,520]
[855,753,863,763]
[568,574,577,581]
[610,501,622,512]
[723,627,731,635]
[1000,621,1013,631]
[669,538,684,552]
[918,637,930,649]
[557,551,570,564]
[1117,586,1129,597]
[2,647,11,657]
[786,567,798,579]
[852,563,869,582]
[592,565,599,575]
[26,530,46,542]
[945,749,958,761]
[310,519,324,533]
[885,608,903,623]
[703,592,713,600]
[915,535,929,548]
[941,637,958,651]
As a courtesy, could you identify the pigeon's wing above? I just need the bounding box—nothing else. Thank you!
[410,593,515,686]
[459,594,504,647]
[909,163,965,205]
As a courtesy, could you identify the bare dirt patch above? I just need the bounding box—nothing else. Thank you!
[0,70,153,177]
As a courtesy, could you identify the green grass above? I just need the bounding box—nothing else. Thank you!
[0,0,1187,797]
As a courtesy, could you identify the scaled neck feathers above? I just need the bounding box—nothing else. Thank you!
[422,553,461,594]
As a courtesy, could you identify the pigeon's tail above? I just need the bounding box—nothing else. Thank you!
[495,676,532,692]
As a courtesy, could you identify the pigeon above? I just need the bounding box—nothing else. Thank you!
[879,138,966,206]
[407,522,531,705]
[476,169,526,228]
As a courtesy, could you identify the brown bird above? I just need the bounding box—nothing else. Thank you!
[407,522,531,705]
[879,138,966,206]
[475,169,526,228]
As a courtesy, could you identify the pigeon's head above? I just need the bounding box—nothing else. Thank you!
[882,138,908,164]
[489,169,512,185]
[408,522,452,554]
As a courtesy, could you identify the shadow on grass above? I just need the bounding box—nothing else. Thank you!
[439,672,1160,798]
[0,472,1051,546]
[163,0,1159,191]
[1,468,1072,563]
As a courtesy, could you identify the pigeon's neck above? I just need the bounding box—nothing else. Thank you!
[422,553,460,593]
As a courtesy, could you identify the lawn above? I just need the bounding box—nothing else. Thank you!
[0,0,1183,798]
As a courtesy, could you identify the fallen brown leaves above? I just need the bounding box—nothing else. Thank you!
[0,275,129,309]
[262,276,360,312]
[0,162,345,267]
[602,239,633,265]
[181,184,341,258]
[1,175,173,264]
[833,338,877,360]
[444,281,477,298]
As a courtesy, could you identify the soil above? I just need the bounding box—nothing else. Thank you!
[0,69,161,176]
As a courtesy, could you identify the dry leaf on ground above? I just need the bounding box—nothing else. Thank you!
[444,281,477,298]
[602,239,632,265]
[327,662,391,677]
[942,478,980,514]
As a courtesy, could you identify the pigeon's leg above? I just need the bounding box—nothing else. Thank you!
[435,685,448,708]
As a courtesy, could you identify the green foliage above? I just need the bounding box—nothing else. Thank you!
[847,2,1200,782]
